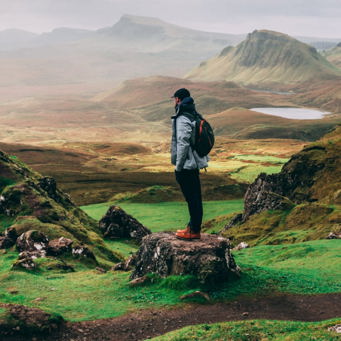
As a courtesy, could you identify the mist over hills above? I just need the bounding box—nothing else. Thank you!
[0,15,242,89]
[186,30,340,86]
[0,15,340,91]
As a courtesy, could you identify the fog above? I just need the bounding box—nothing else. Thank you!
[0,0,340,38]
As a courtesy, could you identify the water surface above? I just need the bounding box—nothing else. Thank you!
[251,107,330,120]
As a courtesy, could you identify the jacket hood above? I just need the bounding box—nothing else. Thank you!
[174,96,196,117]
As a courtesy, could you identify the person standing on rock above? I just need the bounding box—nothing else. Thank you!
[171,88,209,240]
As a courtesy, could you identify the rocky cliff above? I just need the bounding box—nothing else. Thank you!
[223,125,341,244]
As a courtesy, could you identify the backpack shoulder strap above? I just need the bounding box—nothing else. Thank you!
[180,112,196,122]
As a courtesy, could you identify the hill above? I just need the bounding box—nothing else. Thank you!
[0,15,241,91]
[221,125,341,245]
[186,30,340,86]
[209,107,337,140]
[0,149,122,265]
[324,43,341,68]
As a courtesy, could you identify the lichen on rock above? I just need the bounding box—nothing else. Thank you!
[131,232,238,284]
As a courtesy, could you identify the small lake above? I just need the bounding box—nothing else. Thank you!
[251,107,330,120]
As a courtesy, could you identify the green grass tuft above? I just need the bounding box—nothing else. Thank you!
[150,318,341,341]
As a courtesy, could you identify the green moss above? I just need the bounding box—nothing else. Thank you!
[0,240,340,321]
[229,164,283,183]
[0,215,15,233]
[0,176,16,192]
[222,203,339,246]
[151,319,341,341]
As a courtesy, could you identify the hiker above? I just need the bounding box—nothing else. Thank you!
[171,88,209,240]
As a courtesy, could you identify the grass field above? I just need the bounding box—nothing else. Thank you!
[0,240,339,322]
[81,200,244,232]
[151,319,341,341]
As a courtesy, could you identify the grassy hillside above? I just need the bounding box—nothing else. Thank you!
[0,239,339,321]
[209,107,336,140]
[186,30,340,86]
[324,43,341,68]
[151,319,341,341]
[221,125,341,245]
[0,149,121,265]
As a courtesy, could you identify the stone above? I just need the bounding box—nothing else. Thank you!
[0,236,14,249]
[72,244,96,261]
[130,232,238,284]
[328,324,341,333]
[95,267,106,273]
[12,251,42,270]
[99,205,151,243]
[242,173,294,222]
[0,303,64,337]
[180,291,210,302]
[0,227,18,249]
[112,255,136,271]
[233,242,249,251]
[47,237,73,256]
[16,230,49,256]
[128,275,149,287]
[326,232,341,239]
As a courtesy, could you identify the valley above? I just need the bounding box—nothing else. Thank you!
[0,14,340,341]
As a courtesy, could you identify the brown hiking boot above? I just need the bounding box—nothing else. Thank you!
[175,230,201,240]
[176,225,190,233]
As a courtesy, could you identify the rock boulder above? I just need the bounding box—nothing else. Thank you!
[48,237,73,256]
[16,230,49,256]
[99,205,151,243]
[130,232,238,284]
[0,227,18,249]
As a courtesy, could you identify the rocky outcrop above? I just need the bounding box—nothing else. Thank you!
[112,255,136,271]
[242,173,294,222]
[0,149,121,265]
[16,230,49,255]
[99,205,151,243]
[131,232,238,284]
[71,244,97,262]
[0,303,64,338]
[228,139,341,226]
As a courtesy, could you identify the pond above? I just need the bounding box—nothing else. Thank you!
[250,107,330,120]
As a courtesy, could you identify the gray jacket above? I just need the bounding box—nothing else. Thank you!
[171,114,209,172]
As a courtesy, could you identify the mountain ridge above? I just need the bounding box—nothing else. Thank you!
[186,29,340,86]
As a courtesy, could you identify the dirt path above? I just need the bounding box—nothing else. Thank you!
[7,293,341,341]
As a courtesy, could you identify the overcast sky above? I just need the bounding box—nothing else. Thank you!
[1,0,340,38]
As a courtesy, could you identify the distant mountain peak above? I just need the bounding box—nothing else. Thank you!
[186,29,340,85]
[119,14,167,25]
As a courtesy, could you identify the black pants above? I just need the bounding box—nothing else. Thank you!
[175,169,203,233]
